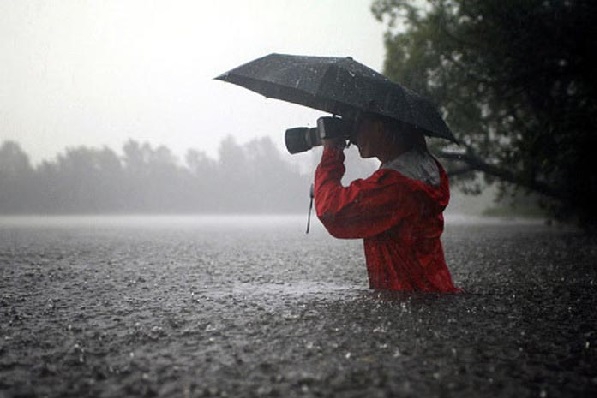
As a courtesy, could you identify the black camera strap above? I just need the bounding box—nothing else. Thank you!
[306,183,315,234]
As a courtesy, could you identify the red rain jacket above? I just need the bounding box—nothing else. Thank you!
[315,147,459,292]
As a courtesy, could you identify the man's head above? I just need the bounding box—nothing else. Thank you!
[354,113,426,162]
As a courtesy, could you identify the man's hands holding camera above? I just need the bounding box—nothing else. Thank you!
[322,137,346,150]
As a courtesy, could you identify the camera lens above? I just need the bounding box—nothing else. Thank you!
[285,127,318,154]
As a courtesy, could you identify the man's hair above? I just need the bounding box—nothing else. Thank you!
[361,112,428,152]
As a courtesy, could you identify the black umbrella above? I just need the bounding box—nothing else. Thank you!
[215,53,457,143]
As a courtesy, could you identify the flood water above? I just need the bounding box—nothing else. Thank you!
[0,215,596,397]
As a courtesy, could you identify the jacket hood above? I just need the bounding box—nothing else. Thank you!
[379,152,450,211]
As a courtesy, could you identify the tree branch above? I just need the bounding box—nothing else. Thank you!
[438,149,564,200]
[446,166,474,177]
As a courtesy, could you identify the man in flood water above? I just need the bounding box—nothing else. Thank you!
[314,113,460,292]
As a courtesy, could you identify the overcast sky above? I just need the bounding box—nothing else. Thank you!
[0,0,386,164]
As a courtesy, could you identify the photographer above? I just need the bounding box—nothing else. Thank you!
[314,113,460,292]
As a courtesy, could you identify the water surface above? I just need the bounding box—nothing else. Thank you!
[0,215,595,397]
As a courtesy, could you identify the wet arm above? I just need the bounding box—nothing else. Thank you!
[314,147,409,239]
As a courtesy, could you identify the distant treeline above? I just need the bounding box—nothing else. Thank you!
[0,137,328,214]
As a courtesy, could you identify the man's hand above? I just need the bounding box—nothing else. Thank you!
[322,137,345,150]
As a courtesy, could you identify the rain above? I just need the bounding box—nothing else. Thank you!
[1,1,597,398]
[2,217,596,396]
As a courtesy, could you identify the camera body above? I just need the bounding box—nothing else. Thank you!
[285,116,354,154]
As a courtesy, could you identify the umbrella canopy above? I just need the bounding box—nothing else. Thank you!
[215,53,457,143]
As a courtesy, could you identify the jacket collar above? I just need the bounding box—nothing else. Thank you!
[380,150,441,187]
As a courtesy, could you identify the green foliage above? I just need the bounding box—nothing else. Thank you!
[0,139,310,214]
[0,141,34,212]
[372,0,597,230]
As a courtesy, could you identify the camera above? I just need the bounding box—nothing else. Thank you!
[285,116,355,154]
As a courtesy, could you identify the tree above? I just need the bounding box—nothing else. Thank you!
[216,135,252,211]
[0,137,317,215]
[244,136,309,212]
[0,141,33,213]
[371,0,597,229]
[185,148,218,211]
[51,146,124,213]
[122,140,188,212]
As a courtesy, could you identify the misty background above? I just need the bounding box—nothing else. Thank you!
[0,1,384,165]
[0,1,498,217]
[0,137,495,215]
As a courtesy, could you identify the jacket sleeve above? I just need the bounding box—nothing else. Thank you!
[314,147,413,239]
